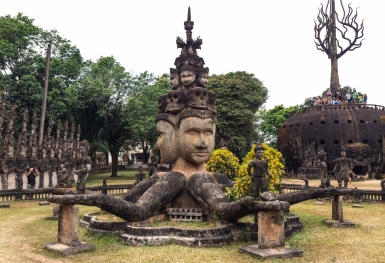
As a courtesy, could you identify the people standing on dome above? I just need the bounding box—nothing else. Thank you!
[363,93,368,104]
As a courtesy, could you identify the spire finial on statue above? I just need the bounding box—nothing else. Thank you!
[187,7,191,21]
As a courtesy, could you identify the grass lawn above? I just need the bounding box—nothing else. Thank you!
[86,170,137,186]
[1,177,384,262]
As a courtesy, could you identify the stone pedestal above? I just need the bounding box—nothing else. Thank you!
[323,195,355,228]
[43,204,94,256]
[240,210,303,259]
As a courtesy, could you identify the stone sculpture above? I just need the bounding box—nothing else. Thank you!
[47,8,289,222]
[74,140,91,193]
[135,166,146,184]
[317,148,331,188]
[247,144,272,200]
[332,147,355,188]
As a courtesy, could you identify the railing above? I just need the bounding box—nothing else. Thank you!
[290,104,385,116]
[280,183,385,202]
[0,184,132,202]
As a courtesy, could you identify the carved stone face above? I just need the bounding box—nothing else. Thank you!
[154,120,178,164]
[255,150,263,160]
[166,90,185,114]
[169,73,181,90]
[180,70,195,88]
[346,146,372,166]
[187,87,208,109]
[199,73,208,87]
[177,117,215,164]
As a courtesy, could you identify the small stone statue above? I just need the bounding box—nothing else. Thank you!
[74,140,91,193]
[247,144,272,200]
[317,148,331,188]
[332,147,355,188]
[135,166,146,184]
[147,154,158,177]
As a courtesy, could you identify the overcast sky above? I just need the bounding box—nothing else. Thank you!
[2,0,384,109]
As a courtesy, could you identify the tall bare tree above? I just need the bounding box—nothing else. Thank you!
[314,0,364,95]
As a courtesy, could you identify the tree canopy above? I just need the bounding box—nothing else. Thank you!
[0,13,83,119]
[257,104,301,148]
[207,71,268,158]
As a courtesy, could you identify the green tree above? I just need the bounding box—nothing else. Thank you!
[71,56,132,177]
[127,73,169,163]
[257,104,301,148]
[207,71,268,158]
[0,13,83,119]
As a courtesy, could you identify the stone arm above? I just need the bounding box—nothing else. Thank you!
[247,161,254,179]
[74,164,91,175]
[331,160,339,175]
[266,163,272,178]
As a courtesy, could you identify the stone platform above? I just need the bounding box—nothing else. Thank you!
[323,219,356,228]
[43,242,94,256]
[240,245,303,259]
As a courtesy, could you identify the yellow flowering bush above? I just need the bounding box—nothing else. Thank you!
[225,144,284,201]
[206,149,240,179]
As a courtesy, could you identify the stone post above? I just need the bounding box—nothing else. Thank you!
[43,203,94,255]
[240,209,303,259]
[332,195,343,222]
[258,210,285,249]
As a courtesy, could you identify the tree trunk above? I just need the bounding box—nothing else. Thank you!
[104,151,109,165]
[110,150,118,177]
[330,0,340,95]
[330,57,340,96]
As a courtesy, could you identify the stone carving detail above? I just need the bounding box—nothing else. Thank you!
[0,104,88,190]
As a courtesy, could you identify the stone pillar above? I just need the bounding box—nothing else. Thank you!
[240,208,303,259]
[332,195,343,222]
[53,203,60,218]
[258,210,285,249]
[58,205,81,246]
[44,203,94,255]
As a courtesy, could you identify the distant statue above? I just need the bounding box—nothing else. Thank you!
[147,154,158,177]
[247,144,272,200]
[332,147,355,188]
[317,148,331,188]
[135,166,146,184]
[74,140,91,193]
[56,158,71,188]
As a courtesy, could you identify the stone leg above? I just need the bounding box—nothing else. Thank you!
[187,173,289,222]
[0,174,8,190]
[39,172,44,189]
[47,171,186,222]
[49,171,53,187]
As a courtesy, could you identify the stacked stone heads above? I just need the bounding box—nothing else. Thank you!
[155,7,217,166]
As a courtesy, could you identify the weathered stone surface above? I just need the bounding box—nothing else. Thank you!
[240,245,304,259]
[0,203,10,208]
[314,201,324,205]
[43,242,94,256]
[58,205,81,246]
[323,219,356,228]
[121,223,233,247]
[39,201,50,206]
[352,204,364,208]
[258,211,285,249]
[277,187,355,205]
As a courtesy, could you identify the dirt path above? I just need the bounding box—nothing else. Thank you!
[0,201,72,263]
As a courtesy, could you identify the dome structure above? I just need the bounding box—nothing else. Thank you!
[277,104,385,178]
